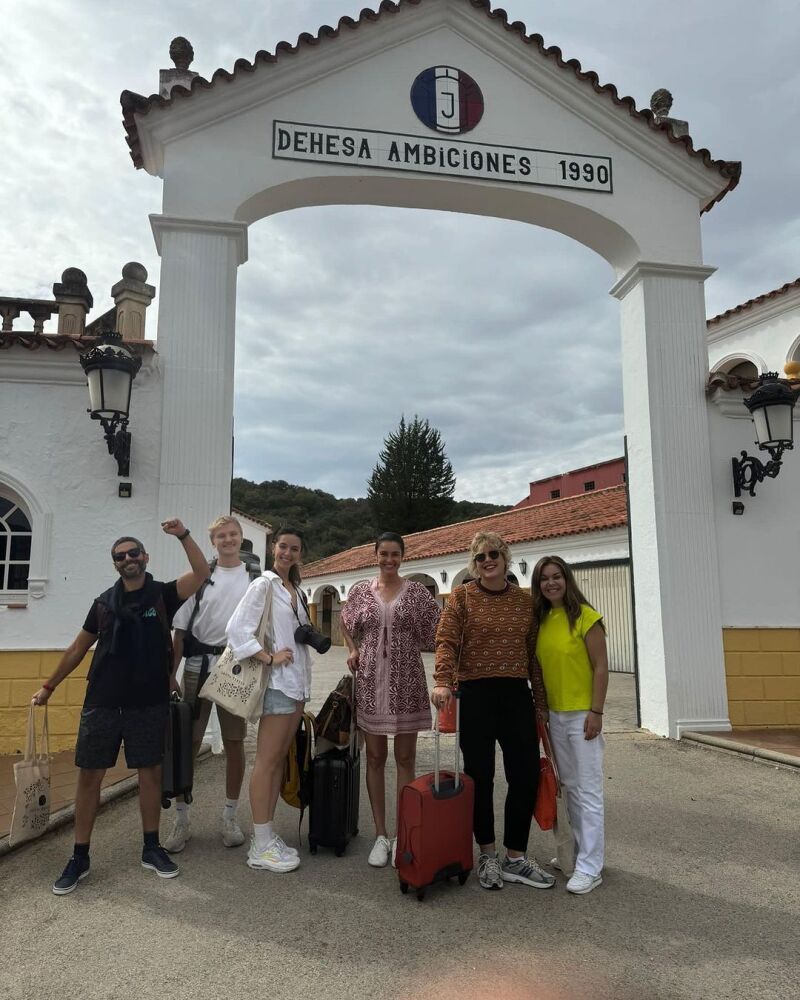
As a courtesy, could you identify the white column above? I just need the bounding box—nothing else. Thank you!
[611,261,730,738]
[149,215,248,577]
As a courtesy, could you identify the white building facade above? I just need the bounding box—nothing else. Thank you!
[3,0,798,747]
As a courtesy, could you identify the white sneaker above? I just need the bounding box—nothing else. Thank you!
[368,835,391,867]
[391,838,397,868]
[566,871,603,894]
[272,834,299,858]
[164,818,190,853]
[247,838,300,872]
[222,816,246,848]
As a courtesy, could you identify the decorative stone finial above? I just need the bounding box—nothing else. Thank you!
[783,360,800,380]
[60,267,88,289]
[169,37,194,71]
[53,267,92,336]
[122,261,148,283]
[650,89,673,122]
[649,88,688,138]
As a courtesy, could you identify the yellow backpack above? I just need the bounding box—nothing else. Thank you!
[281,711,315,811]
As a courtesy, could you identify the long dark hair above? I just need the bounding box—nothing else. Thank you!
[374,531,405,554]
[272,526,305,586]
[531,555,604,633]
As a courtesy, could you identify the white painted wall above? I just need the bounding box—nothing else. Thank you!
[708,391,800,626]
[302,527,629,603]
[708,287,800,373]
[0,348,167,649]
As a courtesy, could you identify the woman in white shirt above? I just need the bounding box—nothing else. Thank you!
[227,527,312,873]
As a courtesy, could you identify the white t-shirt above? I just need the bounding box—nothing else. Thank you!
[174,562,250,672]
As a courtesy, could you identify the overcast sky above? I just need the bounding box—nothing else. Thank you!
[4,0,799,504]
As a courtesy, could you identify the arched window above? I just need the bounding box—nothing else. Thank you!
[0,494,32,593]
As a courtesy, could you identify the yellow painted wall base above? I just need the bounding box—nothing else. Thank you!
[723,628,800,728]
[0,650,92,754]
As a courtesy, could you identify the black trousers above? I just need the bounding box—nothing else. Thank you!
[458,677,539,853]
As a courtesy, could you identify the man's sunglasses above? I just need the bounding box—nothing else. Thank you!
[474,550,501,563]
[112,547,143,562]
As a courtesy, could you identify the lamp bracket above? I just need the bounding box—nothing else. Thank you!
[732,445,789,498]
[94,415,131,476]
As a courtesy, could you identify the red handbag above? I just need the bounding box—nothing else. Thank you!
[533,721,559,831]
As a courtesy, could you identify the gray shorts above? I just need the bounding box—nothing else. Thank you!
[75,703,169,770]
[263,687,302,716]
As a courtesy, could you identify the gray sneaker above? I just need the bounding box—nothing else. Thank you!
[478,852,504,890]
[501,855,556,889]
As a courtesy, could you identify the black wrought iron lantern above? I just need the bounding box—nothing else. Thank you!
[518,559,528,576]
[732,373,798,499]
[79,331,141,477]
[440,570,448,583]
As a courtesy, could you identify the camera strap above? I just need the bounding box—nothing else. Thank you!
[293,587,310,626]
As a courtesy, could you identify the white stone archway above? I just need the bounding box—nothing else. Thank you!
[125,0,739,736]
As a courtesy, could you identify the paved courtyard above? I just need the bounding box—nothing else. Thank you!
[1,650,797,999]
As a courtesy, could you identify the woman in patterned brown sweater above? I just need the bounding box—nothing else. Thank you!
[432,531,553,892]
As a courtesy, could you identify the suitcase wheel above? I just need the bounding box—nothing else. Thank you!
[184,791,193,805]
[161,796,171,810]
[335,845,346,858]
[309,841,318,855]
[353,827,359,837]
[415,888,426,902]
[399,881,409,895]
[458,871,469,886]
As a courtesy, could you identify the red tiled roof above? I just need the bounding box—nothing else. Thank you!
[707,277,800,327]
[120,0,740,211]
[302,485,627,578]
[0,332,153,354]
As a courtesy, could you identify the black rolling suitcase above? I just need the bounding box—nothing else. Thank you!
[162,694,194,808]
[308,696,359,856]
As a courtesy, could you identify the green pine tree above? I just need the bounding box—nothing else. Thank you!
[367,415,456,534]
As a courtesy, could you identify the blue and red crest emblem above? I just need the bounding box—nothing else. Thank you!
[410,66,484,135]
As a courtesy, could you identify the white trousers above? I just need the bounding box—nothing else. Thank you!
[548,710,605,878]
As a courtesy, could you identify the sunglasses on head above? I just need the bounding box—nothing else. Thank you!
[112,547,143,562]
[474,550,501,563]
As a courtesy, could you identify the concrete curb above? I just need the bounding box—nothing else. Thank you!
[0,745,213,858]
[683,731,800,770]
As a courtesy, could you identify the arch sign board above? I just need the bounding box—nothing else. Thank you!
[273,64,613,193]
[124,0,740,740]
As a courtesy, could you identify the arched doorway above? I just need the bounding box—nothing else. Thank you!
[125,0,737,737]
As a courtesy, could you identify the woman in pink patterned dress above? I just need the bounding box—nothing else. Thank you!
[341,532,440,868]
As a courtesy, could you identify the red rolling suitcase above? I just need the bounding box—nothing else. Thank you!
[396,696,474,900]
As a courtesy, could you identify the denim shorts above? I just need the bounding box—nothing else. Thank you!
[262,687,302,716]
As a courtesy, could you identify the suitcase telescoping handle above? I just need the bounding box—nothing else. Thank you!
[433,690,460,795]
[349,667,357,761]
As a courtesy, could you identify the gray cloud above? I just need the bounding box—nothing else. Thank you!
[4,0,798,504]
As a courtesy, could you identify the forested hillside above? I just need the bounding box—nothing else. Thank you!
[231,478,508,563]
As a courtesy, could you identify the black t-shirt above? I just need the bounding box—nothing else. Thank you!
[82,580,182,708]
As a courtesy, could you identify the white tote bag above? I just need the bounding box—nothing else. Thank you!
[9,704,51,847]
[200,579,274,722]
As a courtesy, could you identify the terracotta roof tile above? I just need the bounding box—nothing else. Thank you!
[302,485,627,578]
[120,0,740,210]
[707,277,800,326]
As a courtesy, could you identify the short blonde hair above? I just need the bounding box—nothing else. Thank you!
[208,515,243,541]
[468,531,511,578]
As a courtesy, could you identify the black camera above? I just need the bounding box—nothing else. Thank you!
[294,623,332,654]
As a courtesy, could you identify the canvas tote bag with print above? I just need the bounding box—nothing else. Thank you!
[200,578,274,722]
[9,704,51,847]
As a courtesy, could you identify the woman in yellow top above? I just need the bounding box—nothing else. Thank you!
[532,555,608,895]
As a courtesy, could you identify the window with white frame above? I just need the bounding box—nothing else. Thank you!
[0,493,32,594]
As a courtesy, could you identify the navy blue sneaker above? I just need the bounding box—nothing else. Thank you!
[141,844,179,879]
[53,855,90,895]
